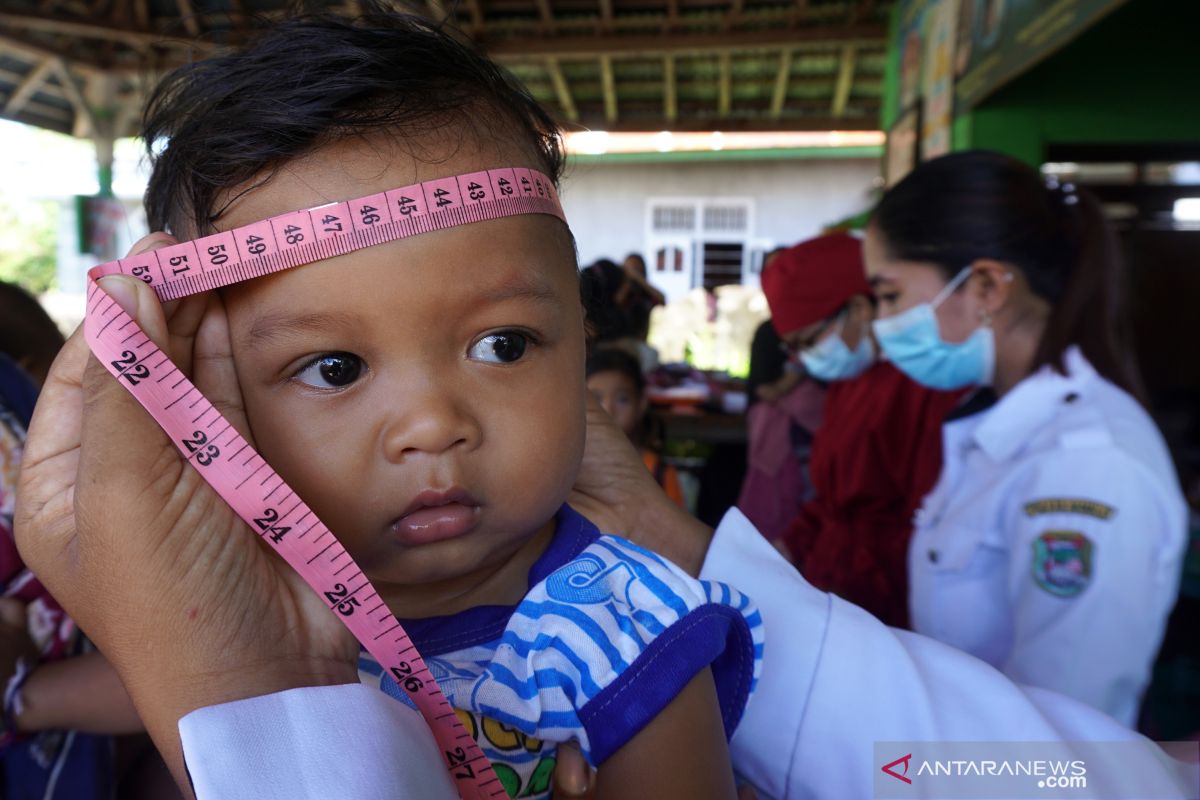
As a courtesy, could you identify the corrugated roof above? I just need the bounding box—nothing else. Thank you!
[0,0,889,138]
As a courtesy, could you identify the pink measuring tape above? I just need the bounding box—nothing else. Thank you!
[84,167,564,799]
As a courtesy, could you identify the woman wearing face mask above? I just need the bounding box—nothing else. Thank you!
[868,151,1186,726]
[760,233,963,627]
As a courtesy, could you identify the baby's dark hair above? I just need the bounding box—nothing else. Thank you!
[142,8,564,236]
[586,347,645,396]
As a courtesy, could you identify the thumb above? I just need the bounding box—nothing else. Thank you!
[0,598,27,629]
[551,740,595,799]
[94,274,170,353]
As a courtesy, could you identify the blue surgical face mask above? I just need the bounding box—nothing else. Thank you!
[799,313,875,381]
[871,267,995,390]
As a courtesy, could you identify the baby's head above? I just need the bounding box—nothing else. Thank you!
[143,12,586,606]
[586,348,648,442]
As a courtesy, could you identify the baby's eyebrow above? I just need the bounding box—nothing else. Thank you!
[475,276,559,307]
[247,311,361,346]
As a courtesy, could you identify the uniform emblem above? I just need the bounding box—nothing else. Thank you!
[1023,498,1114,520]
[1032,531,1094,597]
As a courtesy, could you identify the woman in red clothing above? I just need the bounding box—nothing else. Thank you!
[761,233,962,628]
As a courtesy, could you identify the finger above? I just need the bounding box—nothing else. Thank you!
[0,598,26,629]
[192,293,253,444]
[551,741,595,799]
[79,273,180,493]
[110,232,214,379]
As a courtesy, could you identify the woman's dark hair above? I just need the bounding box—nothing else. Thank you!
[0,280,65,385]
[872,150,1143,398]
[579,259,635,343]
[142,8,564,236]
[586,347,645,395]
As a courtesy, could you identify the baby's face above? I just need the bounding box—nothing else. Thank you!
[211,135,586,613]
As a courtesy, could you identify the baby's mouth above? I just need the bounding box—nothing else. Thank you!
[390,488,481,546]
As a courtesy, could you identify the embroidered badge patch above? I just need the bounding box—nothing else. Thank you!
[1023,498,1115,520]
[1032,531,1094,597]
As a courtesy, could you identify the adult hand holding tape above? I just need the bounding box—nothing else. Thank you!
[15,233,362,789]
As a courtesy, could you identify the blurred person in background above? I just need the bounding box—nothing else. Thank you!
[586,348,686,508]
[869,150,1186,725]
[761,234,961,628]
[581,258,662,372]
[745,248,795,408]
[619,252,666,344]
[0,280,66,391]
[737,247,825,542]
[0,285,174,799]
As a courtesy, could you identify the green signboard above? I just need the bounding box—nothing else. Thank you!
[954,0,1129,109]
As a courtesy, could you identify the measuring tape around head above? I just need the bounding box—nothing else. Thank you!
[84,167,565,799]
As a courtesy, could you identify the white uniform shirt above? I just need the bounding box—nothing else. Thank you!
[909,347,1187,726]
[180,505,1194,799]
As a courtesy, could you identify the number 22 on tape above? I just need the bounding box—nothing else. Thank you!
[85,167,564,799]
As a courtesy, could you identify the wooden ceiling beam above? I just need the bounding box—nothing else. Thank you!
[830,43,856,117]
[717,51,731,117]
[662,54,677,122]
[545,56,578,121]
[664,0,679,31]
[599,54,617,123]
[3,57,55,117]
[769,48,792,118]
[483,25,884,58]
[426,0,446,20]
[0,11,201,50]
[49,58,96,137]
[175,0,200,37]
[463,0,484,34]
[597,0,613,31]
[0,29,107,70]
[535,0,556,32]
[722,0,744,30]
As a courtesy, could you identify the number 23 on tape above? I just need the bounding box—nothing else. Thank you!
[85,168,564,799]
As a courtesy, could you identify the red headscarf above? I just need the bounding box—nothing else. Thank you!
[761,233,870,336]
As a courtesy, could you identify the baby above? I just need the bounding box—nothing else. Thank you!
[139,11,760,799]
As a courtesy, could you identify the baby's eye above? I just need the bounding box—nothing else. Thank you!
[468,332,530,364]
[294,352,364,389]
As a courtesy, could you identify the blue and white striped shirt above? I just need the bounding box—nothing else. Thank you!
[359,505,763,799]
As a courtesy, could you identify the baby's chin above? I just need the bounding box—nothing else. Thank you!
[355,518,556,616]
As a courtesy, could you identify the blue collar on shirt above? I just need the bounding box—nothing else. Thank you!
[969,346,1099,464]
[394,504,600,656]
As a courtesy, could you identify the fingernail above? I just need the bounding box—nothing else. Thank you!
[98,274,141,317]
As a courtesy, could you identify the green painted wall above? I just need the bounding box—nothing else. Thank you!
[885,0,1200,166]
[963,0,1200,164]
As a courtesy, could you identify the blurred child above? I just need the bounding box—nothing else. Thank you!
[586,348,686,508]
[136,11,760,798]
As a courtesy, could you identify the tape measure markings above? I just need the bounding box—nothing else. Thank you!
[83,166,562,799]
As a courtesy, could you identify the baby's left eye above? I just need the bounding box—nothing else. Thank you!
[468,332,530,364]
[293,352,364,389]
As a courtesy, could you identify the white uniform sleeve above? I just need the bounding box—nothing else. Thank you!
[1003,450,1185,726]
[179,683,456,800]
[701,508,1168,800]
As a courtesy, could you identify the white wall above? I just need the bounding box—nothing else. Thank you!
[558,157,880,270]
